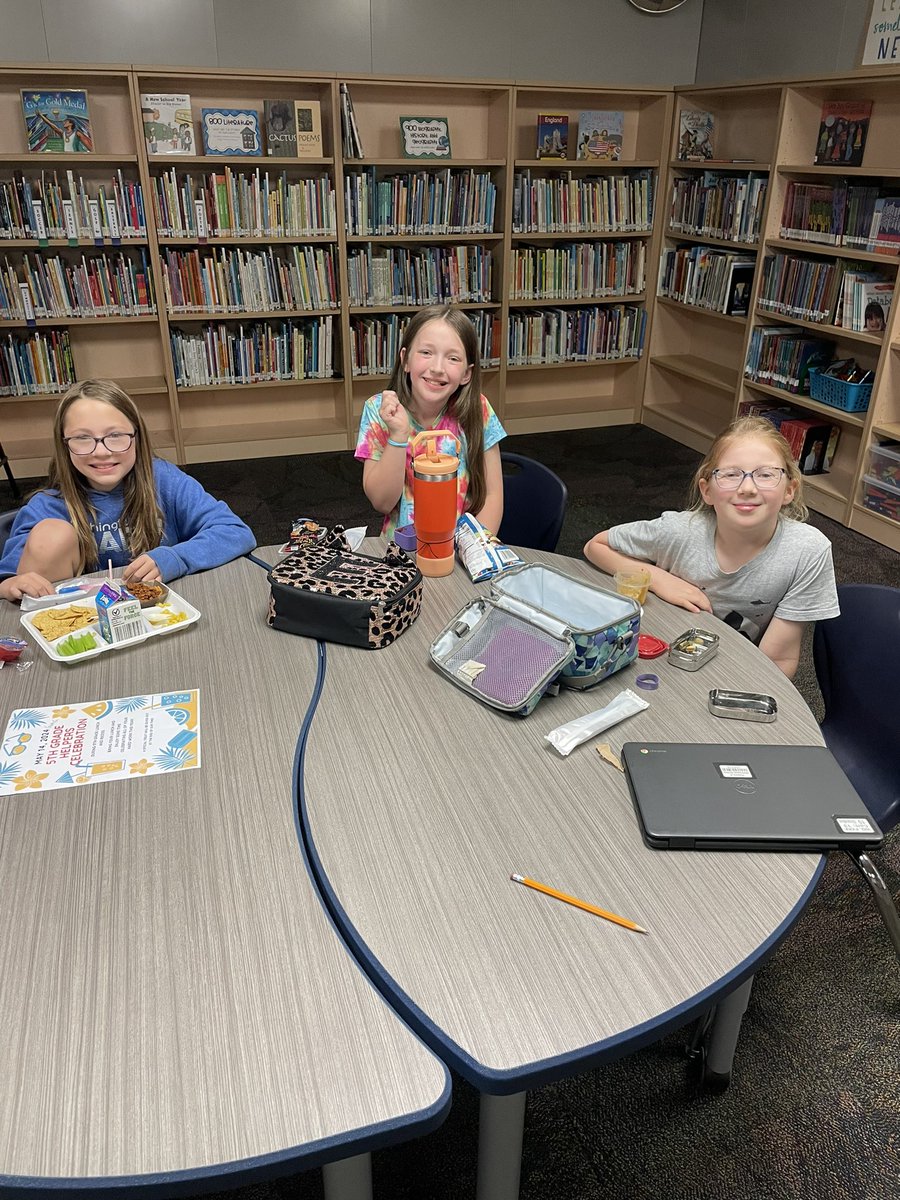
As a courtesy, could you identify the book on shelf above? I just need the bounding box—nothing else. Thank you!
[339,84,364,159]
[399,116,451,160]
[779,180,848,246]
[294,101,323,158]
[871,195,900,255]
[677,110,714,161]
[744,327,834,394]
[781,417,838,475]
[200,109,261,157]
[575,111,622,161]
[724,261,755,315]
[537,113,568,160]
[140,93,194,155]
[813,100,872,168]
[21,90,93,153]
[263,100,297,157]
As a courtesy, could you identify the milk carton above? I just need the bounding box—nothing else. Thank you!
[95,582,143,645]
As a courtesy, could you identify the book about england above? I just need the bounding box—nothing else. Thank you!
[21,90,93,153]
[537,113,568,160]
[813,100,872,169]
[201,109,262,156]
[141,93,194,155]
[677,110,714,162]
[576,111,623,161]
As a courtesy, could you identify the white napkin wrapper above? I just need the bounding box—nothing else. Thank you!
[545,688,649,757]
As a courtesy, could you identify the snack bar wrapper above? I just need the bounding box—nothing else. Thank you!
[455,513,523,582]
[545,688,649,756]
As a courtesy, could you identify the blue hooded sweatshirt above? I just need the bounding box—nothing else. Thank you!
[0,458,256,583]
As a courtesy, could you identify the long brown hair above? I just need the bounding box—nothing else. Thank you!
[388,306,487,514]
[48,379,164,571]
[688,415,808,522]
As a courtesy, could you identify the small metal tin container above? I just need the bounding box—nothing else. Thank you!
[708,689,778,722]
[667,628,719,671]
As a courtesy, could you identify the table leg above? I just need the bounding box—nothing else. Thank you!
[322,1151,372,1200]
[704,975,754,1089]
[476,1091,527,1200]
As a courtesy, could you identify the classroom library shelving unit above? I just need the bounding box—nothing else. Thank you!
[2,63,899,554]
[0,64,176,476]
[643,71,900,553]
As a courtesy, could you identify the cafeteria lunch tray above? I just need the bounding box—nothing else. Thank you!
[20,588,200,664]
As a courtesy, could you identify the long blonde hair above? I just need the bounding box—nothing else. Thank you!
[388,305,487,514]
[688,416,808,521]
[48,379,164,571]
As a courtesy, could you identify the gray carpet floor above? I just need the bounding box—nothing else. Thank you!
[6,425,899,1199]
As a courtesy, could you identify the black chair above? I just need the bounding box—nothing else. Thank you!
[813,583,900,961]
[497,453,567,552]
[0,509,17,557]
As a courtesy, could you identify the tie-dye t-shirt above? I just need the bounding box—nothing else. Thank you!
[354,394,506,535]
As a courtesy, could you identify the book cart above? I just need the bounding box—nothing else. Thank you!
[0,64,176,477]
[643,70,900,554]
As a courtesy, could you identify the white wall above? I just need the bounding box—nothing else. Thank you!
[696,0,872,84]
[0,0,703,86]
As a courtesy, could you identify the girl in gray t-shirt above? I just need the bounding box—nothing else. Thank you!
[584,416,839,680]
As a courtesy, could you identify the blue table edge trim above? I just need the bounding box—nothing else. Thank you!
[299,644,827,1095]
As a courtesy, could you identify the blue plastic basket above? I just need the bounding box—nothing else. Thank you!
[808,367,872,413]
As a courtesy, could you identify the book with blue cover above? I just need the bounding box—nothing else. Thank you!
[21,90,93,153]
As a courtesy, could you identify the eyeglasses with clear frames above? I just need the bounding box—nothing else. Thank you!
[711,467,786,490]
[64,432,136,456]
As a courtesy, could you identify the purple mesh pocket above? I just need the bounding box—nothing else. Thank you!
[472,624,562,707]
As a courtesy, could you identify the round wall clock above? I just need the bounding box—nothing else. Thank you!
[626,0,690,12]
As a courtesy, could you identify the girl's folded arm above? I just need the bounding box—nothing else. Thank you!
[758,616,804,680]
[584,530,710,612]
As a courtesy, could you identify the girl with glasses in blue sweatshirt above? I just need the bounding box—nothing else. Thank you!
[0,379,255,601]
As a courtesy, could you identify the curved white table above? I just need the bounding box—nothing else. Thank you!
[288,545,825,1200]
[0,556,449,1196]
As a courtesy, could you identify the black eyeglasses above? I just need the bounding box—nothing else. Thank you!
[64,432,136,456]
[711,467,786,491]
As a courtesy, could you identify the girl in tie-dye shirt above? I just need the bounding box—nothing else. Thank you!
[354,306,506,536]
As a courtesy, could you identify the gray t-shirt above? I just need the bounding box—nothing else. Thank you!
[608,509,839,642]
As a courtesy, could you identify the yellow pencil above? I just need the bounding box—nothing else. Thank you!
[510,873,648,935]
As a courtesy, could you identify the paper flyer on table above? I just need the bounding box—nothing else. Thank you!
[0,690,200,794]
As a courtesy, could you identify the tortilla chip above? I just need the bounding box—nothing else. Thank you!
[32,604,96,642]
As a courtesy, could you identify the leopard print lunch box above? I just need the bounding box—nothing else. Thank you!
[267,536,423,650]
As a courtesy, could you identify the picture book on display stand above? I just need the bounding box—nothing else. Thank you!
[813,100,872,168]
[537,113,568,159]
[141,93,194,155]
[677,110,714,161]
[21,90,93,153]
[576,111,622,161]
[201,108,261,156]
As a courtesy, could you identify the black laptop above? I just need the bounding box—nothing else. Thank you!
[621,742,883,852]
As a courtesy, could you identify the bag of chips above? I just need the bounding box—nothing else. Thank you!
[454,514,523,583]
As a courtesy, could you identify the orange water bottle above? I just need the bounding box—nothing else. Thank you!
[411,430,460,577]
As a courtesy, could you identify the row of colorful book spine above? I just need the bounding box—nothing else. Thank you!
[1,328,75,395]
[743,327,834,394]
[0,250,155,320]
[346,244,493,307]
[151,168,337,239]
[348,310,499,376]
[668,172,767,244]
[658,245,754,313]
[0,170,145,240]
[344,169,497,236]
[507,305,646,365]
[509,240,645,300]
[757,252,842,324]
[169,316,334,386]
[779,181,900,253]
[511,170,653,234]
[160,245,338,314]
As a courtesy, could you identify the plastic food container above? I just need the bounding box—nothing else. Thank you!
[20,588,200,664]
[125,580,170,608]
